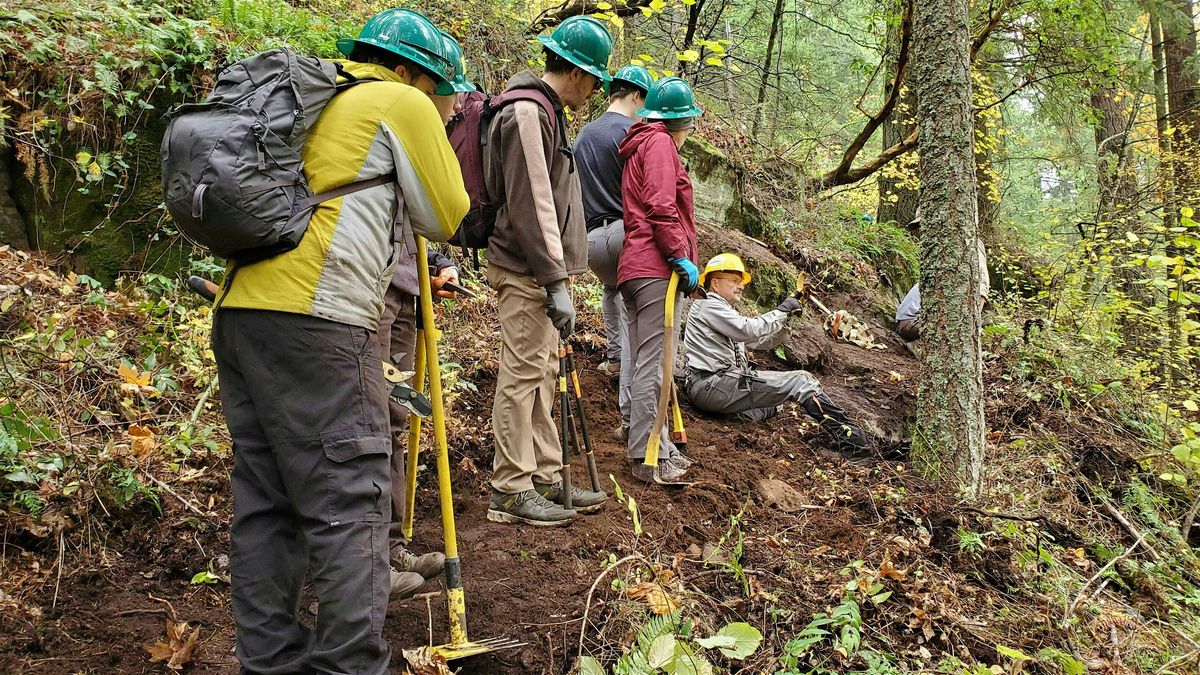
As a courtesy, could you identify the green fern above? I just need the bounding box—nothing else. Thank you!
[612,611,682,675]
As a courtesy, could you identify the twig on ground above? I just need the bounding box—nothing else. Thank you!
[114,608,169,617]
[147,593,178,621]
[1097,496,1162,561]
[1155,647,1200,674]
[1061,529,1144,629]
[141,470,208,518]
[577,553,645,657]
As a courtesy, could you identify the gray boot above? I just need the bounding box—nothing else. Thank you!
[389,569,426,599]
[630,459,688,484]
[487,489,576,527]
[391,543,445,580]
[535,480,608,514]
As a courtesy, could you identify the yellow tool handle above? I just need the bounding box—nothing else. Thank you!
[401,330,426,541]
[670,382,686,441]
[417,236,468,646]
[644,272,680,466]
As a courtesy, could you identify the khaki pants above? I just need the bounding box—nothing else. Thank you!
[487,264,562,494]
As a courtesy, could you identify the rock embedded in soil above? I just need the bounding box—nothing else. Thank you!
[755,478,814,513]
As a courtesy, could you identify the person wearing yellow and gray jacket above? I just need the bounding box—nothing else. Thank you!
[212,10,469,675]
[683,254,870,456]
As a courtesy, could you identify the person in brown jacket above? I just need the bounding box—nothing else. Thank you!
[483,17,614,526]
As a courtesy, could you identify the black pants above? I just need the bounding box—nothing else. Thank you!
[213,309,392,675]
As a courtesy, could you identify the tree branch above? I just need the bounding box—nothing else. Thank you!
[530,0,655,32]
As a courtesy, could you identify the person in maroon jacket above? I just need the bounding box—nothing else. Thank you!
[617,77,703,484]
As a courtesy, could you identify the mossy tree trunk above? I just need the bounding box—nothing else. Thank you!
[912,0,985,500]
[877,0,919,229]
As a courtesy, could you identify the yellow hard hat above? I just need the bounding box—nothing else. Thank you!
[700,253,752,286]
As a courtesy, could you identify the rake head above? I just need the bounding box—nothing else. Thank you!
[429,635,527,661]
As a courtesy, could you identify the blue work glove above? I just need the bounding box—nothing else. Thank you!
[667,257,699,293]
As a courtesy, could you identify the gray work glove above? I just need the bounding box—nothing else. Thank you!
[776,297,804,314]
[544,280,576,338]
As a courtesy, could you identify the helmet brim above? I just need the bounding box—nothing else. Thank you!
[637,106,703,120]
[538,35,613,83]
[338,37,455,86]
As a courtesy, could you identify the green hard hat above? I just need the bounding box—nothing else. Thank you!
[439,31,477,94]
[537,16,614,83]
[337,9,456,88]
[606,64,654,95]
[637,77,703,120]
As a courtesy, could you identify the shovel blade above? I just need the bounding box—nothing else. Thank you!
[429,636,527,661]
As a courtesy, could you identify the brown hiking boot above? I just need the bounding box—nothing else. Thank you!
[534,480,608,514]
[487,489,576,527]
[389,569,425,599]
[391,544,445,580]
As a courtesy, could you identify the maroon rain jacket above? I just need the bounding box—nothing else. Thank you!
[617,121,699,285]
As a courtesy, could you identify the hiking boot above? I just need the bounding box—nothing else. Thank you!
[391,544,445,580]
[389,569,425,599]
[613,422,629,443]
[598,358,621,379]
[487,489,576,527]
[667,453,693,471]
[630,459,688,484]
[534,480,609,514]
[801,393,870,456]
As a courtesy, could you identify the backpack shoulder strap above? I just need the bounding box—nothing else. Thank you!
[489,88,558,132]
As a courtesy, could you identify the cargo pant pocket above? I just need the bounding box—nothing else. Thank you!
[321,433,391,527]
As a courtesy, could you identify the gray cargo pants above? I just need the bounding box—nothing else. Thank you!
[587,219,630,423]
[213,309,392,675]
[620,277,680,461]
[686,369,823,420]
[377,287,418,541]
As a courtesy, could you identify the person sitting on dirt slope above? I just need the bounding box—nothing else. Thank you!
[211,9,469,675]
[375,30,478,601]
[576,64,655,443]
[618,77,704,484]
[484,16,613,527]
[683,253,870,456]
[894,209,990,345]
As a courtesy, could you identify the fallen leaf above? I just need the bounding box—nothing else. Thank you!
[887,370,906,382]
[625,582,678,615]
[401,646,453,674]
[119,363,151,387]
[145,619,200,670]
[128,424,157,457]
[880,556,907,581]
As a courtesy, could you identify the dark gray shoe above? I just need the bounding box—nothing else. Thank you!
[534,480,608,514]
[389,569,425,599]
[487,489,576,527]
[391,544,445,580]
[668,454,693,471]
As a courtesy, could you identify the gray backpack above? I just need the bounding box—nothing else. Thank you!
[161,49,389,265]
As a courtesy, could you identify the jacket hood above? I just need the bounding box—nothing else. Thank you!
[618,121,670,160]
[504,70,563,109]
[337,60,407,84]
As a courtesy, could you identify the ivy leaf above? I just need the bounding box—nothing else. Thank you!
[699,623,761,660]
[647,634,676,668]
[996,644,1032,662]
[578,656,605,675]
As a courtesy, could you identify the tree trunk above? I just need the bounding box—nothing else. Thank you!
[751,0,784,139]
[1091,86,1137,223]
[974,54,1003,245]
[877,0,919,228]
[1163,0,1200,196]
[912,0,986,499]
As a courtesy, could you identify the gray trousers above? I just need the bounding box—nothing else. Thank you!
[620,278,680,460]
[377,287,418,542]
[213,309,392,675]
[587,220,630,423]
[687,370,823,420]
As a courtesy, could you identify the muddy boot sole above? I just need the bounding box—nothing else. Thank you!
[486,508,576,527]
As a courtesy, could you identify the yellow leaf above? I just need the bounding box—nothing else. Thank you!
[630,59,645,66]
[728,62,742,73]
[625,582,678,614]
[649,0,666,11]
[640,6,653,16]
[75,150,92,167]
[638,53,654,62]
[87,162,102,178]
[1182,206,1195,218]
[705,57,723,66]
[1184,400,1199,412]
[610,14,624,28]
[128,424,157,457]
[1124,231,1139,244]
[596,1,613,7]
[118,363,151,387]
[678,49,701,62]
